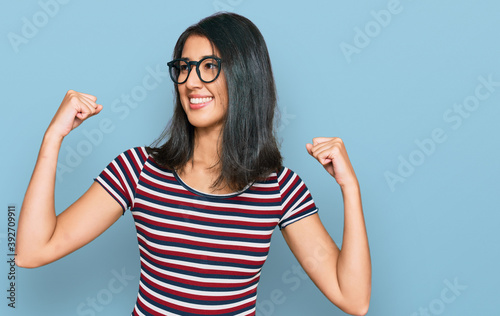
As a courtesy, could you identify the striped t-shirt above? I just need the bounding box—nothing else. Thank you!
[95,147,318,316]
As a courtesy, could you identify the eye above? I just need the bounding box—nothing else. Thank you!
[204,62,218,70]
[200,57,219,70]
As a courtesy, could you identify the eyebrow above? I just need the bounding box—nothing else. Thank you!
[180,54,219,61]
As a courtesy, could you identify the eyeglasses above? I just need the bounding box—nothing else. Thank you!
[167,56,223,84]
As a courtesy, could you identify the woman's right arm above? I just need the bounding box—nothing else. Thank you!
[16,90,123,268]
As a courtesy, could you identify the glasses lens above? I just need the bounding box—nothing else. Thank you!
[170,60,189,83]
[199,58,220,82]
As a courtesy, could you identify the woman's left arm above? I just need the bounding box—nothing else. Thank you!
[281,137,371,316]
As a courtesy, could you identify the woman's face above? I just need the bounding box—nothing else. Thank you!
[177,35,228,133]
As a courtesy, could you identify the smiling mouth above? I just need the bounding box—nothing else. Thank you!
[190,97,213,104]
[189,97,213,109]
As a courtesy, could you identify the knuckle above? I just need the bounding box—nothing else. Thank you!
[334,137,343,144]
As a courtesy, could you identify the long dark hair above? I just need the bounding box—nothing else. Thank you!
[146,12,282,191]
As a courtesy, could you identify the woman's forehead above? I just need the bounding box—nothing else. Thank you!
[181,35,219,60]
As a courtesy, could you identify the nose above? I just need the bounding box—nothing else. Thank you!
[185,65,203,90]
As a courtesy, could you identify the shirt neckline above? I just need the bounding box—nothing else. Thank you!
[172,169,253,199]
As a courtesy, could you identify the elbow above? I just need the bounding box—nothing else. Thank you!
[339,301,370,316]
[347,303,370,316]
[337,292,371,316]
[16,241,60,268]
[15,255,36,269]
[15,252,46,269]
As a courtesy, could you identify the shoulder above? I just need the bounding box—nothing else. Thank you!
[117,146,150,162]
[276,166,303,185]
[105,146,150,173]
[255,167,308,190]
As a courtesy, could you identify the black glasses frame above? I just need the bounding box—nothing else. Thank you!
[167,56,223,84]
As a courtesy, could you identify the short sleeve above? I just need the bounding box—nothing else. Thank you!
[277,167,319,229]
[94,147,149,213]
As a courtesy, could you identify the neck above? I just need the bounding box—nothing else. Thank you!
[191,127,223,168]
[177,127,233,194]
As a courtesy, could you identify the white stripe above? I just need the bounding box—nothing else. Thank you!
[133,304,147,316]
[132,210,275,236]
[111,159,134,206]
[284,186,310,216]
[277,167,289,183]
[141,171,184,190]
[121,154,139,209]
[138,280,257,311]
[133,303,149,316]
[141,269,258,297]
[281,208,318,228]
[137,292,183,316]
[138,183,281,212]
[237,191,281,199]
[139,245,263,277]
[280,179,309,223]
[250,177,278,188]
[137,234,268,262]
[97,176,127,210]
[145,162,176,177]
[135,222,271,249]
[138,147,149,161]
[286,198,315,219]
[123,150,140,189]
[129,148,148,209]
[142,169,281,200]
[279,169,297,198]
[136,197,279,224]
[234,307,256,316]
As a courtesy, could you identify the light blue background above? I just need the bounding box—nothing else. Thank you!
[1,0,499,315]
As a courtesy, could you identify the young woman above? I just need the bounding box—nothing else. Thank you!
[16,12,371,316]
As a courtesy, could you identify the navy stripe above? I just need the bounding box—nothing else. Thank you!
[96,147,318,315]
[133,215,273,244]
[138,240,266,270]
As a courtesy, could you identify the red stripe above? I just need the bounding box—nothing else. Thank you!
[280,174,303,212]
[135,295,165,316]
[137,236,267,267]
[108,159,131,205]
[133,211,274,240]
[136,224,271,254]
[139,176,282,212]
[138,279,256,315]
[141,272,257,302]
[140,250,260,281]
[133,203,278,230]
[137,188,282,217]
[98,151,317,315]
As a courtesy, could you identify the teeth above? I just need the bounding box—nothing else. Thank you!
[190,97,213,104]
